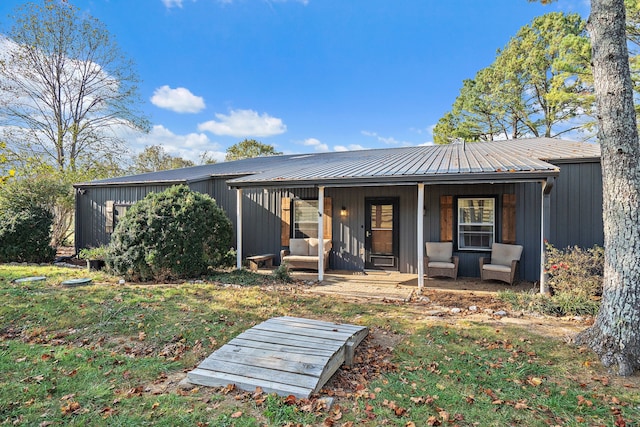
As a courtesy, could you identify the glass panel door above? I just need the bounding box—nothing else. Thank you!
[365,198,399,270]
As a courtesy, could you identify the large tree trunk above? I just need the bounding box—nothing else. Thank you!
[575,0,640,376]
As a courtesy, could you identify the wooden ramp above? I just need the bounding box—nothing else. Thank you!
[186,316,368,398]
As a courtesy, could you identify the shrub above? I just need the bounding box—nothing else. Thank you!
[498,243,604,317]
[106,185,233,281]
[0,204,56,263]
[545,242,604,298]
[273,262,291,282]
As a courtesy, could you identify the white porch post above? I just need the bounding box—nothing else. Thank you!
[417,183,425,291]
[318,186,325,281]
[236,188,243,270]
[540,179,553,294]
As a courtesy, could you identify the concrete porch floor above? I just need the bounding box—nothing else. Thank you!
[287,270,538,301]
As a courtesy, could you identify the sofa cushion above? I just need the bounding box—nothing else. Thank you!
[289,239,308,256]
[308,238,319,256]
[282,255,318,263]
[490,243,523,266]
[426,242,453,263]
[308,238,332,255]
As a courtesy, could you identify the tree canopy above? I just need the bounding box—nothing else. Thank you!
[129,145,195,174]
[0,0,149,174]
[434,12,593,143]
[225,139,282,161]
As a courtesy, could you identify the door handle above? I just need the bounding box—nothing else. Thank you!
[366,231,371,237]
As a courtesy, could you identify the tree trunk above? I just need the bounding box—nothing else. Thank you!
[574,0,640,376]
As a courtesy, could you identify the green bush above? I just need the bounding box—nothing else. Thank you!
[0,204,56,263]
[106,185,234,281]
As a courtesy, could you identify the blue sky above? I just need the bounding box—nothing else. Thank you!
[0,0,589,163]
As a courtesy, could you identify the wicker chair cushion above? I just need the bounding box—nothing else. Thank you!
[428,261,455,269]
[425,242,453,263]
[483,264,512,273]
[490,243,523,266]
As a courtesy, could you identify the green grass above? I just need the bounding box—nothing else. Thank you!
[1,264,639,426]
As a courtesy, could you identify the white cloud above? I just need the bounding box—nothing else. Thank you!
[150,85,205,113]
[302,137,329,152]
[334,144,366,152]
[362,130,415,147]
[198,109,287,137]
[162,0,184,8]
[133,125,226,163]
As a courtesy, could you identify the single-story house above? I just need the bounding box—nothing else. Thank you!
[74,138,602,290]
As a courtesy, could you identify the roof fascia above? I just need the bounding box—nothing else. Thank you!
[228,170,560,189]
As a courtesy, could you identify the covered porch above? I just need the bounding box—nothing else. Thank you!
[268,269,537,301]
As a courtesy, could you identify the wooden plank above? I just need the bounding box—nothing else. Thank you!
[237,329,344,349]
[229,338,336,357]
[195,359,320,389]
[188,368,312,398]
[253,322,353,341]
[201,350,325,377]
[211,344,331,366]
[272,316,365,333]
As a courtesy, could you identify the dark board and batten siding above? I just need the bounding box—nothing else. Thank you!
[549,161,604,249]
[76,160,602,283]
[76,183,176,250]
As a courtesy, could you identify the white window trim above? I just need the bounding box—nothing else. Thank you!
[293,199,318,239]
[457,197,495,251]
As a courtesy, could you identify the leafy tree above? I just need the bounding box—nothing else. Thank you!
[0,0,149,174]
[225,139,282,161]
[0,142,15,185]
[435,12,594,143]
[130,145,195,174]
[106,185,234,281]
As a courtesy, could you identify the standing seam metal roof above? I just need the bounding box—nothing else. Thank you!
[76,138,600,188]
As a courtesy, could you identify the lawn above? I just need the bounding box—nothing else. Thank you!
[1,264,638,426]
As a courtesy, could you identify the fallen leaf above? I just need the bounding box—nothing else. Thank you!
[230,411,242,418]
[527,377,543,387]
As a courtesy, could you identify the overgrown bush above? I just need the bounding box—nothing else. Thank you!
[545,242,604,298]
[498,243,604,317]
[0,203,56,263]
[106,185,234,281]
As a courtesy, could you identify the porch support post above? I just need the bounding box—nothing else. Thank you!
[417,183,425,291]
[236,188,243,270]
[540,178,554,294]
[318,186,325,281]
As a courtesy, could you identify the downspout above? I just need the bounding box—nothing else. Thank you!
[236,188,243,270]
[539,177,554,294]
[417,183,425,291]
[318,186,324,281]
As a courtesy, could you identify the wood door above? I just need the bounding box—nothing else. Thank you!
[364,198,399,270]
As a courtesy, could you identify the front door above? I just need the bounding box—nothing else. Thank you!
[364,198,399,270]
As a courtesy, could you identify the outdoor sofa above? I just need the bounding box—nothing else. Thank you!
[280,238,332,271]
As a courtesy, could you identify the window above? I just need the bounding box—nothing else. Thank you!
[293,199,318,238]
[457,197,495,250]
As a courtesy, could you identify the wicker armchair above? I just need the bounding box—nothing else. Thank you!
[479,243,523,285]
[425,242,459,280]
